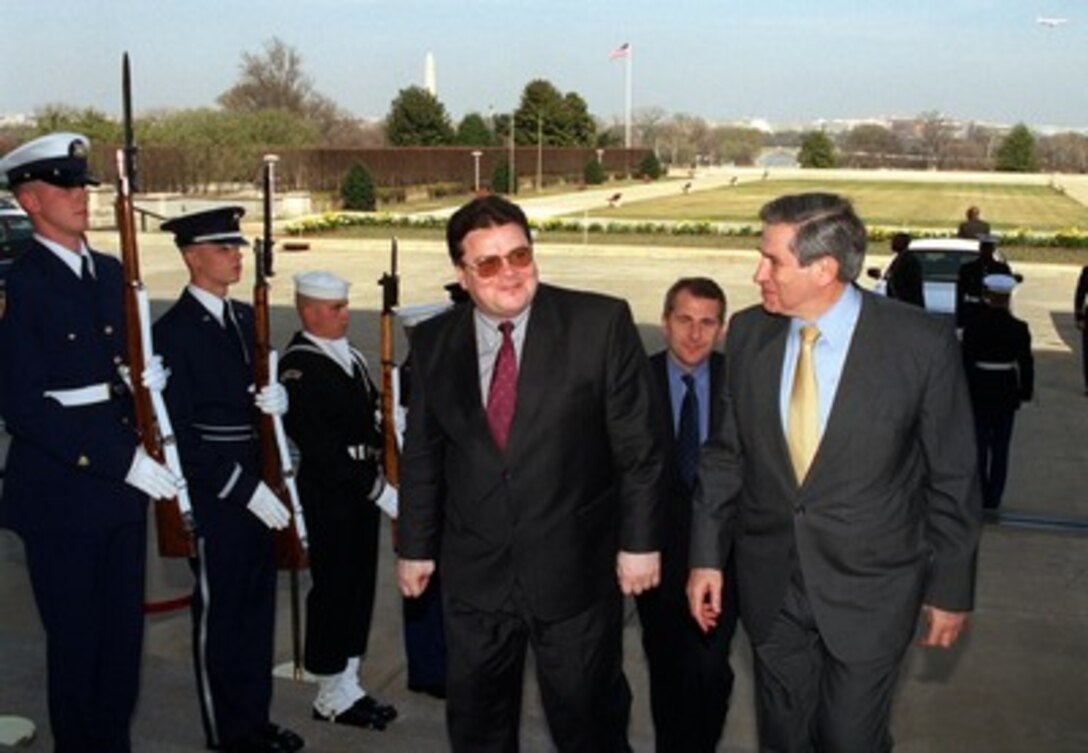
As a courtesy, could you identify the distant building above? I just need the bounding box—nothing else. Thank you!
[424,52,436,97]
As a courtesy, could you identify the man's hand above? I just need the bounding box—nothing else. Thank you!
[919,605,969,648]
[141,354,170,393]
[254,383,289,416]
[245,482,291,530]
[687,567,723,633]
[398,558,436,598]
[616,550,660,595]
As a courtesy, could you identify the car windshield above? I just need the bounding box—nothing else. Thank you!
[915,251,973,283]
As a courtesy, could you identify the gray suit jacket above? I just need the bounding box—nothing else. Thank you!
[691,289,981,662]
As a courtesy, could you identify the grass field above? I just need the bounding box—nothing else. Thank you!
[599,179,1088,231]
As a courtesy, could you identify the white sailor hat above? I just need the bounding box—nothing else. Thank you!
[161,206,248,248]
[0,132,100,189]
[294,270,350,300]
[396,301,453,330]
[983,274,1017,294]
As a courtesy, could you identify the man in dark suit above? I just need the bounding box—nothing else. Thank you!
[885,232,924,308]
[955,236,1011,328]
[687,193,981,752]
[962,274,1033,510]
[279,271,397,729]
[1076,265,1088,395]
[155,207,303,753]
[957,205,991,239]
[396,195,663,753]
[0,133,178,752]
[636,277,737,753]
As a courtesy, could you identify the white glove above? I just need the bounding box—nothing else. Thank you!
[124,446,180,500]
[246,482,291,530]
[141,354,169,393]
[373,482,399,520]
[254,383,289,416]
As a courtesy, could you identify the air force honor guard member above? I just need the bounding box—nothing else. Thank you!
[279,271,398,730]
[153,207,303,753]
[0,133,178,752]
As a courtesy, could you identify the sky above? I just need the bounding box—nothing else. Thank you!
[2,0,1086,130]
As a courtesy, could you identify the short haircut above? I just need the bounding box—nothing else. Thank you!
[663,277,727,322]
[445,194,531,265]
[758,192,867,282]
[891,232,911,253]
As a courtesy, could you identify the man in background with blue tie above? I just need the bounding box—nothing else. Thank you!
[636,277,737,753]
[687,193,981,752]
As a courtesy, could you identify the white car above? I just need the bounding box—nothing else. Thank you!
[1,199,32,270]
[866,237,1012,316]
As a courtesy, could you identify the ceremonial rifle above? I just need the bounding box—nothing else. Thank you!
[252,154,307,678]
[115,52,195,557]
[378,238,400,546]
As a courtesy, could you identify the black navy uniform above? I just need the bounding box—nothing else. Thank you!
[154,290,277,750]
[279,332,383,678]
[956,255,1011,328]
[0,239,147,752]
[961,305,1033,509]
[1076,266,1088,393]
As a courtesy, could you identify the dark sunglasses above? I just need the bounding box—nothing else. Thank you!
[460,246,534,278]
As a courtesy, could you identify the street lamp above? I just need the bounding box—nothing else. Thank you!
[536,111,543,193]
[471,150,483,193]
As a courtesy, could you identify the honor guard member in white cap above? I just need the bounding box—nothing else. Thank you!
[0,132,178,752]
[153,207,303,753]
[961,274,1033,510]
[278,271,398,729]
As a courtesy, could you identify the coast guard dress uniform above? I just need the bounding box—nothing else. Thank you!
[0,133,176,752]
[153,208,302,753]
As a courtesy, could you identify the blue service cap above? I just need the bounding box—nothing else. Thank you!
[0,132,100,189]
[161,206,249,249]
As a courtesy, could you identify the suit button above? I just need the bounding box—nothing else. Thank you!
[103,325,114,335]
[113,356,123,365]
[502,471,512,482]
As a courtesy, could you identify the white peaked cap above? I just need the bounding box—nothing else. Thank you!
[294,270,350,300]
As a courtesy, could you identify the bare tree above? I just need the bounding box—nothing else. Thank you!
[218,37,314,113]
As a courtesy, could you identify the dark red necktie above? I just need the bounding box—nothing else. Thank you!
[486,321,518,450]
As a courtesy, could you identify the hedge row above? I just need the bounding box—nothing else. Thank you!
[284,211,1088,248]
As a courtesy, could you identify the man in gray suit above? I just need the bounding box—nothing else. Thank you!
[397,195,663,752]
[687,193,981,752]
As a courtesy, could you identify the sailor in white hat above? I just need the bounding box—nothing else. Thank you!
[279,270,399,729]
[962,272,1033,511]
[0,132,177,752]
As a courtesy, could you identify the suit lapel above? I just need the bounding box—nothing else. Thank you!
[748,314,795,484]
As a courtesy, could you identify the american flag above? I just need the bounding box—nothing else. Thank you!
[609,42,630,60]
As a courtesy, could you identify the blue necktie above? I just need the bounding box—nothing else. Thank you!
[676,374,700,490]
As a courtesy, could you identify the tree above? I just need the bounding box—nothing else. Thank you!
[340,162,376,210]
[385,86,454,146]
[583,158,605,185]
[491,159,514,194]
[218,37,356,144]
[798,131,836,168]
[636,152,663,180]
[995,124,1038,172]
[842,124,902,156]
[917,111,954,168]
[33,104,120,144]
[513,79,596,148]
[456,113,495,146]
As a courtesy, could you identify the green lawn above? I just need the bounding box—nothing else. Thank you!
[598,179,1088,232]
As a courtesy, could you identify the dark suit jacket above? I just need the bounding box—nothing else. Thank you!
[691,290,981,662]
[398,283,663,622]
[0,241,144,535]
[649,350,723,592]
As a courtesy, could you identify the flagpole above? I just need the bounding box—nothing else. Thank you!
[624,45,633,148]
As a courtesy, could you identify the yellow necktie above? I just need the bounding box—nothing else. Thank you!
[787,325,821,483]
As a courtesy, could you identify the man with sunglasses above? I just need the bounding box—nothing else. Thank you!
[397,194,664,752]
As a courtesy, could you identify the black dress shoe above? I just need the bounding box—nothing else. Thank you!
[356,695,398,723]
[262,723,304,752]
[408,682,447,699]
[312,697,389,730]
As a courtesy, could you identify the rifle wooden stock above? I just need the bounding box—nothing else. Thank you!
[378,238,400,548]
[115,54,195,558]
[252,264,308,571]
